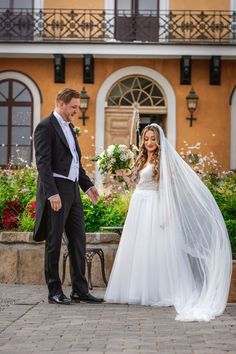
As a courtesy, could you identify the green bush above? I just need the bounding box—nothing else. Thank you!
[82,194,106,232]
[225,220,236,257]
[0,168,235,259]
[204,173,236,257]
[0,167,37,221]
[19,211,35,232]
[100,192,131,228]
[82,192,131,232]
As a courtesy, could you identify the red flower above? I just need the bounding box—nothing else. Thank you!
[2,215,18,229]
[27,201,36,220]
[1,198,23,230]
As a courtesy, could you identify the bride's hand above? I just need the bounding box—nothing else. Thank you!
[115,169,126,177]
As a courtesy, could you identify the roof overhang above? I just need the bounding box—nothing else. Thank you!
[0,42,236,59]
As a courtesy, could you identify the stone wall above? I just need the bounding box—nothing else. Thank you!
[0,232,120,287]
[0,232,235,303]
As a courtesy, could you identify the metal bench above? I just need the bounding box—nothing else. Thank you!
[61,233,107,290]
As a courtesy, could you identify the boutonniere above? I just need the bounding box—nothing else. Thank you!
[73,126,81,136]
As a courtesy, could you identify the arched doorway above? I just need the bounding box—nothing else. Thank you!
[105,75,167,147]
[95,66,176,188]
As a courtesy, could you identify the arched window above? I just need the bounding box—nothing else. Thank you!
[0,79,33,166]
[107,75,166,107]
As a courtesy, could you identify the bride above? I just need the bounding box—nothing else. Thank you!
[104,123,232,322]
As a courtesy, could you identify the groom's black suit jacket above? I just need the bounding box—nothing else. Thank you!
[33,113,93,241]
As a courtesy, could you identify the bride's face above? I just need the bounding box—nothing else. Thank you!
[144,130,158,153]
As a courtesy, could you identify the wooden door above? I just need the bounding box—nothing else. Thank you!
[105,107,134,148]
[105,107,166,148]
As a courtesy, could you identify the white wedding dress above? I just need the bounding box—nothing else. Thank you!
[105,164,177,306]
[104,124,232,322]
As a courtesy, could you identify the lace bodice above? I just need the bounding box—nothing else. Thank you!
[136,164,159,191]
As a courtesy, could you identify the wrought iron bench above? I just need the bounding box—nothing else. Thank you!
[61,233,107,290]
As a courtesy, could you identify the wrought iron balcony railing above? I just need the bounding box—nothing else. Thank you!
[0,8,235,44]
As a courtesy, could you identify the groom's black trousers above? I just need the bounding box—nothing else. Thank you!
[45,177,88,297]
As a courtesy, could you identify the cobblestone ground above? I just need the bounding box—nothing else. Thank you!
[0,284,236,354]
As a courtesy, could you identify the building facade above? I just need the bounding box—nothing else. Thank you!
[0,0,236,183]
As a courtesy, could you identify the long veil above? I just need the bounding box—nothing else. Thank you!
[153,123,232,321]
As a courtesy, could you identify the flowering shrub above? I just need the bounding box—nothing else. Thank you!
[180,141,222,179]
[26,200,36,220]
[0,167,37,229]
[95,144,136,175]
[19,200,36,231]
[1,198,23,229]
[0,150,235,256]
[81,191,131,232]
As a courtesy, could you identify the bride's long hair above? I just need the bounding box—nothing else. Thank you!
[132,125,160,182]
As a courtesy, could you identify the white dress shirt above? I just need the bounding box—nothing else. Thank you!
[53,110,79,182]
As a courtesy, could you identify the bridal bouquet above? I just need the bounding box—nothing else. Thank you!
[95,144,136,176]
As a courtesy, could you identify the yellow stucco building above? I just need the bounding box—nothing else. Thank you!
[0,0,236,183]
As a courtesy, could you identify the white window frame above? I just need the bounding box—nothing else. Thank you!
[0,71,41,164]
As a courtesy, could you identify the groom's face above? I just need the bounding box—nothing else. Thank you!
[60,98,80,122]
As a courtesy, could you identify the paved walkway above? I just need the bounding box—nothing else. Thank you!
[0,284,236,354]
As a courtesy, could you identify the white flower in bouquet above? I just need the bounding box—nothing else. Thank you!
[94,144,136,176]
[119,144,127,151]
[120,152,127,162]
[107,145,115,156]
[127,149,135,160]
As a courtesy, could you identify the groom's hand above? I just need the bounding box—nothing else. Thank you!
[48,194,62,212]
[86,186,100,203]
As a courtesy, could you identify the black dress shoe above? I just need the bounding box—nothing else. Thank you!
[48,293,72,305]
[70,291,104,303]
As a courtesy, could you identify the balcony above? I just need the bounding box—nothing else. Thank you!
[0,8,235,44]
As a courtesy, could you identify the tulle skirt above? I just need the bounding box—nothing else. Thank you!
[105,124,232,322]
[104,189,198,309]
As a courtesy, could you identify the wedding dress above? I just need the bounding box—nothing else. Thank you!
[104,124,232,322]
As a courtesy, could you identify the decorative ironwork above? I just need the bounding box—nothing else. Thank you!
[0,8,235,43]
[107,76,166,107]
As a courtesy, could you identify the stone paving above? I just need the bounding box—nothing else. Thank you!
[0,284,236,354]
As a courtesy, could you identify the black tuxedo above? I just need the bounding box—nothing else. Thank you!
[33,113,93,296]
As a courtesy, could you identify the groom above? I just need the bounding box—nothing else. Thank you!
[33,88,103,305]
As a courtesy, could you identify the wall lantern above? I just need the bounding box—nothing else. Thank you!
[186,88,199,127]
[79,87,90,125]
[54,54,65,83]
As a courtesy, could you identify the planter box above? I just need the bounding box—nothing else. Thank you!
[0,232,235,303]
[0,231,120,288]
